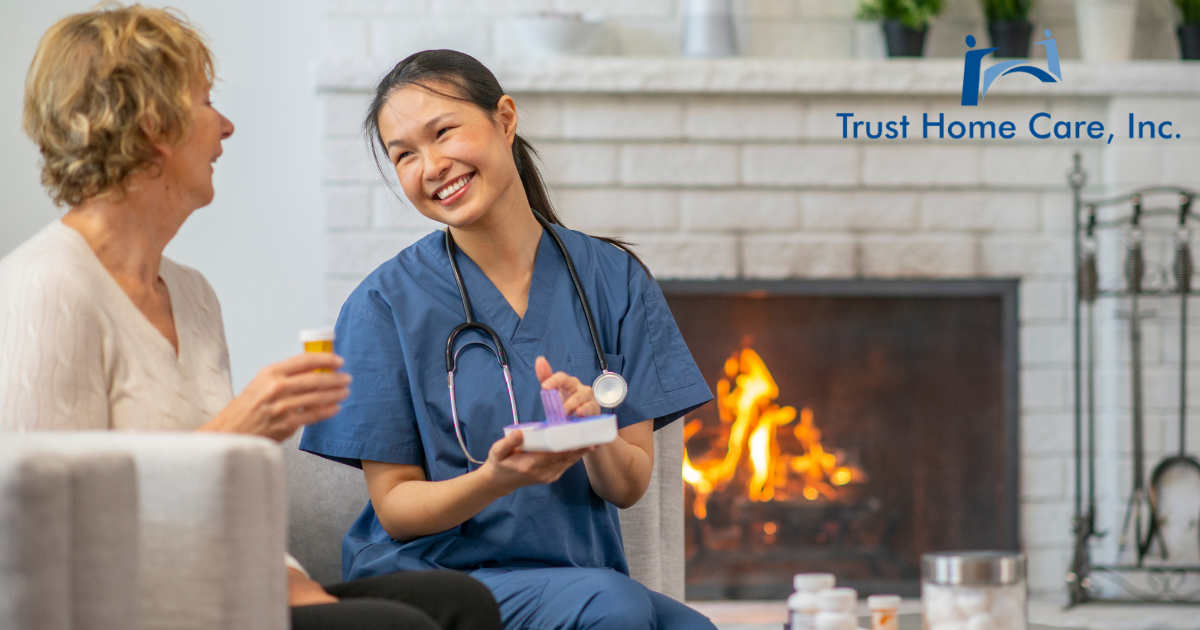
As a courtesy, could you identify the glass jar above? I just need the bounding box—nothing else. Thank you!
[921,552,1026,630]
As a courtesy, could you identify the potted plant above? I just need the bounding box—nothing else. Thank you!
[980,0,1036,57]
[1176,0,1200,59]
[857,0,944,57]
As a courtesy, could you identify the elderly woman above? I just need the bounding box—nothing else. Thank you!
[0,5,501,630]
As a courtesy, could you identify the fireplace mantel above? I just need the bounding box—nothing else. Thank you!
[316,57,1200,97]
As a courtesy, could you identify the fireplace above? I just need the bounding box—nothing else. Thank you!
[663,279,1020,600]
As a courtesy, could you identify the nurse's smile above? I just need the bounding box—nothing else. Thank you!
[433,172,475,206]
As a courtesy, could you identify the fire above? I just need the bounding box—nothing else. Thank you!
[682,348,865,520]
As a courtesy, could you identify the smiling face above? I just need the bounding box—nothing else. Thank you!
[376,83,524,230]
[158,81,234,210]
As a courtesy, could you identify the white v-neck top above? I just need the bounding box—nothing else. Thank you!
[0,221,233,431]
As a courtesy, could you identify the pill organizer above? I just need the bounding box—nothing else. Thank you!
[501,389,618,452]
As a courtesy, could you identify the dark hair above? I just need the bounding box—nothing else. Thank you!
[363,49,646,273]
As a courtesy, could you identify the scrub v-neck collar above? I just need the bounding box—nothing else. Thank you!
[449,226,562,369]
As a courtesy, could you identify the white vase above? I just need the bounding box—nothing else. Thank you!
[1075,0,1140,61]
[682,0,736,57]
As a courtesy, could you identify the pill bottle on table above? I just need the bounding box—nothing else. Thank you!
[921,552,1027,630]
[867,594,900,630]
[787,573,836,630]
[815,611,857,630]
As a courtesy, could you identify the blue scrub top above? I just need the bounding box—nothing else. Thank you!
[300,224,712,581]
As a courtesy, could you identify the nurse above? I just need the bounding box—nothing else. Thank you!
[300,49,716,630]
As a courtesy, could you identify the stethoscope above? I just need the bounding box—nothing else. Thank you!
[445,211,628,465]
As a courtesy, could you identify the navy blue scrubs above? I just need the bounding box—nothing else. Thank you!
[300,224,714,629]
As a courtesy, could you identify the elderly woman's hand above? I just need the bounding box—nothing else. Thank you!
[201,353,350,442]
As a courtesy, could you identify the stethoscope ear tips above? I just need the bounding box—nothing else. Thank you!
[592,371,628,409]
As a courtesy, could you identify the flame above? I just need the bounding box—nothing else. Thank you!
[682,348,865,519]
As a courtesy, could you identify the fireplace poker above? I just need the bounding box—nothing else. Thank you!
[1117,195,1154,566]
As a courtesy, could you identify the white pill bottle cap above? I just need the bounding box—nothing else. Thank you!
[868,594,901,610]
[794,573,836,592]
[817,587,858,613]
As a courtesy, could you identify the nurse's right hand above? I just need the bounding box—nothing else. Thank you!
[200,353,351,442]
[481,430,591,492]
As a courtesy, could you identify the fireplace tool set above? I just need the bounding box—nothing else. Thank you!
[1068,154,1200,604]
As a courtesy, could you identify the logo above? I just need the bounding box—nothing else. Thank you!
[961,30,1062,106]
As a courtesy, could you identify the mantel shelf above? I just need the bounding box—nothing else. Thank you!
[316,57,1200,97]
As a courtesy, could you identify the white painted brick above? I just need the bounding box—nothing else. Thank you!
[920,192,1039,232]
[371,187,442,232]
[1039,192,1074,233]
[621,144,739,186]
[324,138,380,183]
[322,0,381,13]
[1022,501,1074,546]
[538,143,618,185]
[805,97,927,140]
[1021,323,1073,363]
[859,235,976,278]
[801,191,917,231]
[797,0,855,18]
[561,97,683,140]
[1023,368,1068,409]
[325,186,372,230]
[556,189,679,231]
[1024,546,1071,594]
[741,145,858,187]
[862,146,980,187]
[1020,280,1068,321]
[1163,145,1200,187]
[984,146,1099,188]
[741,233,856,279]
[1022,457,1068,500]
[684,98,804,140]
[629,234,738,279]
[680,191,798,231]
[323,93,372,137]
[1104,145,1164,188]
[322,18,370,59]
[732,0,798,18]
[378,0,428,13]
[371,18,491,61]
[326,278,364,321]
[737,22,854,59]
[1021,412,1073,455]
[555,0,674,17]
[979,235,1072,276]
[429,0,551,13]
[515,95,563,140]
[328,232,428,275]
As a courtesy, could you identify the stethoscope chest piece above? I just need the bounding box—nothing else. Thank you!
[593,371,628,409]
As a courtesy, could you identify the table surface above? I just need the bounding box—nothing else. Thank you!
[892,613,1064,630]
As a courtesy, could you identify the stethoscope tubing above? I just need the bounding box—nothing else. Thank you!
[442,214,627,466]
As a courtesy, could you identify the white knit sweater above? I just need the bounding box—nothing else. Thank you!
[0,221,312,578]
[0,221,234,431]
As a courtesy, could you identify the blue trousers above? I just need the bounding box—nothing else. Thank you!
[470,567,716,630]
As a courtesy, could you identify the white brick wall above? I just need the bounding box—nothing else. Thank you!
[316,0,1200,601]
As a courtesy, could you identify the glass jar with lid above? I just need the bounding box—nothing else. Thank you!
[921,551,1026,630]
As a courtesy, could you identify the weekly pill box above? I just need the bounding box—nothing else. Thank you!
[503,415,618,452]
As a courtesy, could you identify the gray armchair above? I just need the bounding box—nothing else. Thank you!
[282,420,685,600]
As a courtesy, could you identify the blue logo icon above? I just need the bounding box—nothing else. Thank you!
[961,30,1062,106]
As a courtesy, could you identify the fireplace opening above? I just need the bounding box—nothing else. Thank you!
[662,280,1020,600]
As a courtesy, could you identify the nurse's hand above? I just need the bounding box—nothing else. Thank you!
[481,430,592,492]
[534,357,601,417]
[200,353,351,442]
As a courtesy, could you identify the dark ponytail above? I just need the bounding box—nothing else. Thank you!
[363,49,647,273]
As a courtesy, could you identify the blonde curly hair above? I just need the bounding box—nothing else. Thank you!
[23,3,215,207]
